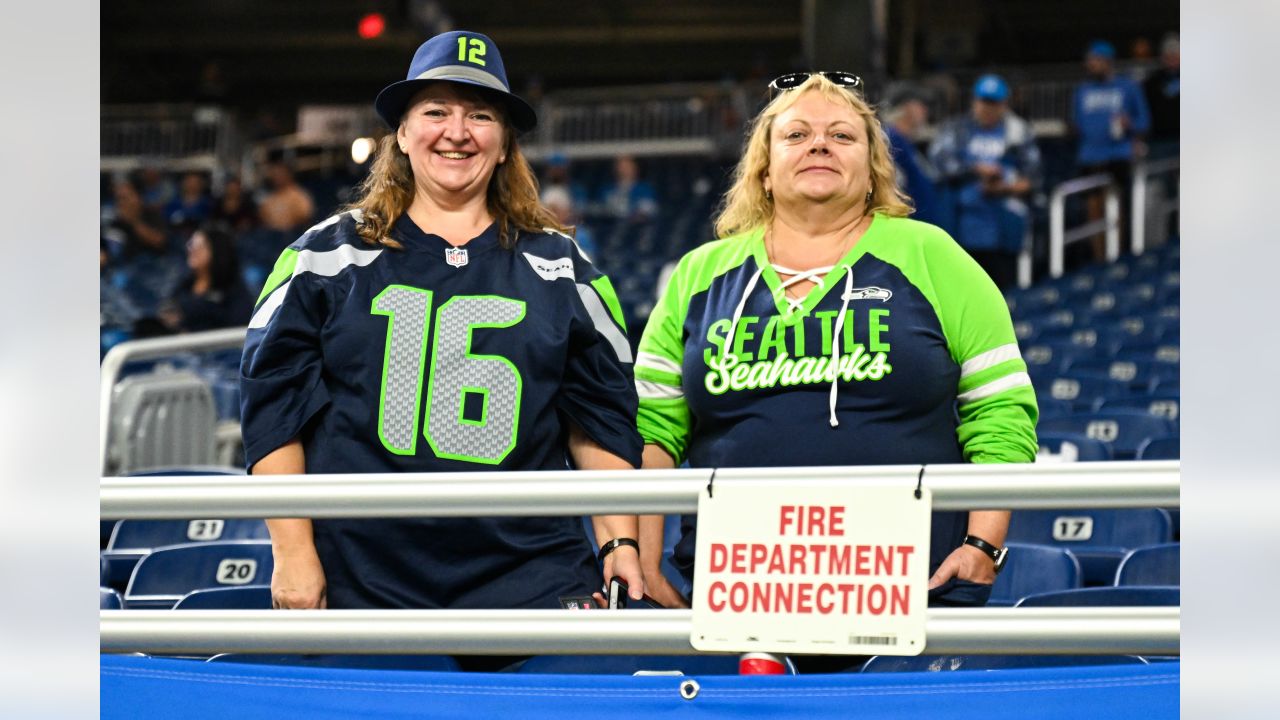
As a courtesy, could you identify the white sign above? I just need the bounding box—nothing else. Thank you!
[1052,515,1095,541]
[690,482,930,656]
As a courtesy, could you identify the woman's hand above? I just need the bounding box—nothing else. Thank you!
[592,545,645,608]
[270,545,327,609]
[927,544,996,589]
[641,567,690,609]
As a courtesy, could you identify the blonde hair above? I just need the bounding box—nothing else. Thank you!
[715,74,912,239]
[348,96,566,250]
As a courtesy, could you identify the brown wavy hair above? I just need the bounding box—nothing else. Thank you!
[347,96,565,250]
[714,73,912,239]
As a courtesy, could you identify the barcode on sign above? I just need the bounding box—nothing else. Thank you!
[849,635,898,646]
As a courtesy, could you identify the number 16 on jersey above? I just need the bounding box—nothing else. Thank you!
[372,285,525,465]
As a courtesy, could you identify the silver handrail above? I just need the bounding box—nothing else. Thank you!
[99,327,248,474]
[1131,157,1180,255]
[100,461,1179,519]
[1048,173,1120,278]
[99,607,1180,656]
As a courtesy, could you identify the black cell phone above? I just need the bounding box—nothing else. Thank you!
[607,576,628,609]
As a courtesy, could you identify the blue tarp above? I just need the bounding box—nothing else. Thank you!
[101,654,1178,719]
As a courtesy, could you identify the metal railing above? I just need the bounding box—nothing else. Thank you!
[100,607,1179,656]
[101,461,1179,519]
[100,327,247,475]
[1131,157,1180,255]
[100,462,1179,656]
[1048,173,1121,278]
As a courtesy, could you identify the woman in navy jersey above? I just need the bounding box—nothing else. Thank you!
[241,30,645,618]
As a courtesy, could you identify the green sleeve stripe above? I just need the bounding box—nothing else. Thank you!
[256,249,299,306]
[957,358,1028,394]
[635,363,681,384]
[957,384,1040,463]
[589,275,627,331]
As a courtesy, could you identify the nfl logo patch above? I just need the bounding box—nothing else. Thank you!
[445,247,469,268]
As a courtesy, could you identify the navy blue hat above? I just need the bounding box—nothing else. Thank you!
[1086,40,1116,60]
[973,74,1010,102]
[375,30,537,133]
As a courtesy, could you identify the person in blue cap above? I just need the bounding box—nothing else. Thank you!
[1072,39,1152,260]
[241,30,647,626]
[928,73,1041,289]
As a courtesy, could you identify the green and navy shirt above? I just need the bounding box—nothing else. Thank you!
[240,211,641,609]
[636,214,1038,581]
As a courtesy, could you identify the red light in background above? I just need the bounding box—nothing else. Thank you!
[358,13,385,39]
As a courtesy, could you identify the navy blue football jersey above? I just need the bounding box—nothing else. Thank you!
[240,211,642,609]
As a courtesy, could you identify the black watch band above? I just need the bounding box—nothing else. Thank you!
[597,537,639,565]
[963,534,1008,573]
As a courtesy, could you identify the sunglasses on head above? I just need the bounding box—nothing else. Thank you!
[768,71,864,99]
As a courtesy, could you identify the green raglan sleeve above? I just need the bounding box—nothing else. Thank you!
[634,256,695,465]
[922,228,1039,464]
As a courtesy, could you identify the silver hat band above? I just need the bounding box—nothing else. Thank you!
[412,65,509,93]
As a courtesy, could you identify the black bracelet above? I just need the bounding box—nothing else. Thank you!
[597,537,639,564]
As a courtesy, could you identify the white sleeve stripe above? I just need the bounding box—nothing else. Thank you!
[248,282,290,329]
[957,371,1033,405]
[636,351,682,376]
[575,284,633,364]
[960,343,1023,378]
[636,379,684,400]
[249,243,384,329]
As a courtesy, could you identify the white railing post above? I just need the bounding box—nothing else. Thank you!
[1048,173,1122,279]
[1131,157,1181,255]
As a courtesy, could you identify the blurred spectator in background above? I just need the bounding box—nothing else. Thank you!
[103,179,168,259]
[258,160,315,233]
[598,154,658,221]
[136,166,175,213]
[1072,40,1151,259]
[158,223,252,333]
[882,83,945,229]
[100,238,142,332]
[542,185,597,259]
[212,175,259,234]
[163,171,213,227]
[539,152,589,210]
[1142,33,1180,158]
[929,74,1040,289]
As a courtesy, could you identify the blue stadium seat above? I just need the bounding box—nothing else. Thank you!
[989,543,1082,606]
[1095,394,1180,427]
[103,518,269,593]
[1015,586,1179,607]
[174,585,272,610]
[1035,432,1113,462]
[1115,543,1179,586]
[125,541,274,609]
[860,654,1146,672]
[1033,373,1132,413]
[1136,435,1179,460]
[1037,410,1176,460]
[1006,509,1172,585]
[101,587,124,610]
[102,520,118,549]
[517,654,788,675]
[108,518,270,552]
[208,654,461,672]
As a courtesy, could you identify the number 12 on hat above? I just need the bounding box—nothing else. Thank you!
[457,36,487,66]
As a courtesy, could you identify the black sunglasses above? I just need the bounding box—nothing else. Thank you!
[768,71,864,99]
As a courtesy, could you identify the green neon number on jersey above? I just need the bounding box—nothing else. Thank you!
[424,295,524,464]
[371,285,434,455]
[371,288,523,463]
